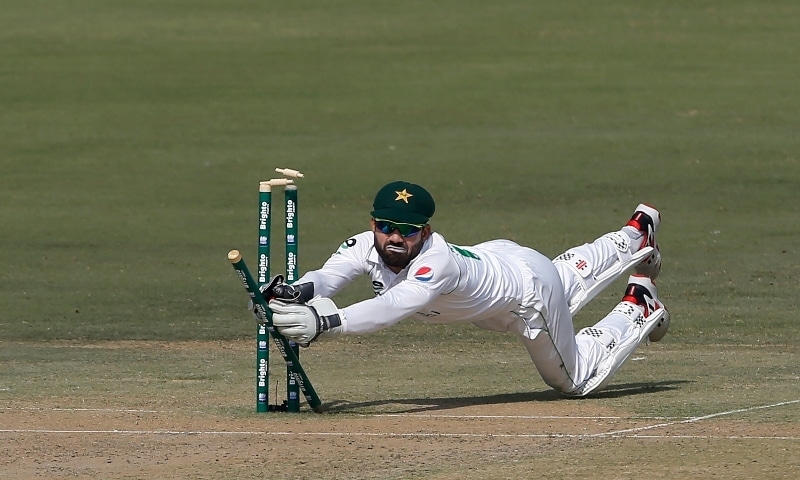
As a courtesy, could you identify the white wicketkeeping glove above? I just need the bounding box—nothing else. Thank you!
[268,296,344,346]
[248,275,316,323]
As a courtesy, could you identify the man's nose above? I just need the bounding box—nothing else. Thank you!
[386,230,405,241]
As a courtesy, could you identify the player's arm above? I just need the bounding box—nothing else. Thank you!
[257,232,370,308]
[269,280,437,345]
[338,280,438,333]
[340,246,461,333]
[293,233,372,297]
[269,234,458,343]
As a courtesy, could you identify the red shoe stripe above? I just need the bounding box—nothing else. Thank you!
[626,218,643,231]
[622,294,640,305]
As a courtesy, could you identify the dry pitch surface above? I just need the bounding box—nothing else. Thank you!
[1,341,798,479]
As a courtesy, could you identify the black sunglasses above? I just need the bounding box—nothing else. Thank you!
[374,218,426,237]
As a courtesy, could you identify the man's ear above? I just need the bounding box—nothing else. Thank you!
[422,224,432,240]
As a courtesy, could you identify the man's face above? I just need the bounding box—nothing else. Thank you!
[371,218,431,271]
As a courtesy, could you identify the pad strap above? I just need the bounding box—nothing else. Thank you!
[578,327,616,351]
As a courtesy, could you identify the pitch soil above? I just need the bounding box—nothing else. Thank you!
[4,400,796,479]
[2,341,797,479]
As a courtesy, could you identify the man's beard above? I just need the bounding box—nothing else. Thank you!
[376,238,422,270]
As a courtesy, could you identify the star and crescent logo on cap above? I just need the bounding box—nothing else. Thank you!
[395,189,413,203]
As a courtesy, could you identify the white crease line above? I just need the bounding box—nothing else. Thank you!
[632,435,800,440]
[1,407,162,413]
[0,430,797,440]
[370,414,681,420]
[595,399,800,437]
[3,399,797,439]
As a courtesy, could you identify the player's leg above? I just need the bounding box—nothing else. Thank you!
[513,250,603,392]
[553,204,661,315]
[564,274,670,397]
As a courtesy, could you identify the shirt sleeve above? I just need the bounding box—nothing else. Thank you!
[339,236,461,334]
[295,232,371,298]
[341,281,438,333]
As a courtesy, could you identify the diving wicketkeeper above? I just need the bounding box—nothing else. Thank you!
[254,181,669,397]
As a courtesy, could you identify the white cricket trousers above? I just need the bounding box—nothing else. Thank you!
[514,229,643,393]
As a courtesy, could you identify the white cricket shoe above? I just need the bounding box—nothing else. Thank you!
[566,274,670,397]
[623,274,670,342]
[627,203,662,280]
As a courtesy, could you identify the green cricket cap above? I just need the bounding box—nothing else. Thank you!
[370,181,435,225]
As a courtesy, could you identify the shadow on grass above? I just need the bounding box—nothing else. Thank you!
[321,380,691,413]
[589,379,693,399]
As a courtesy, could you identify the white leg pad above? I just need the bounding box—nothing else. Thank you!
[557,245,653,316]
[563,305,666,397]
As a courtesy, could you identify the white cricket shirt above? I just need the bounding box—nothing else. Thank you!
[297,231,540,334]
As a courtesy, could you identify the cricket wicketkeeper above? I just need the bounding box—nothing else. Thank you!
[258,180,669,396]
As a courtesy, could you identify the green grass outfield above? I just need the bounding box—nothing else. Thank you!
[2,0,797,342]
[1,0,798,477]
